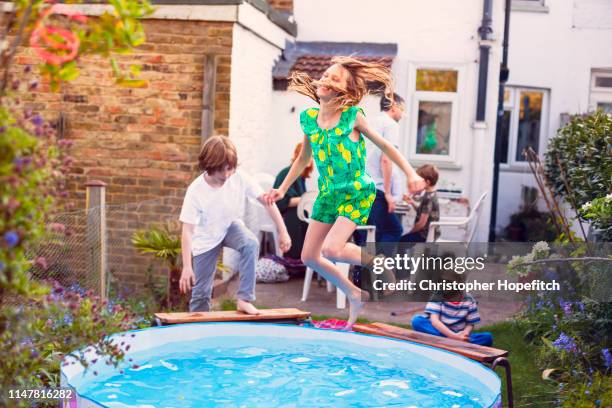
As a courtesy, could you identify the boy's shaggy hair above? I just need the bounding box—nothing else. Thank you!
[416,164,439,187]
[198,135,238,173]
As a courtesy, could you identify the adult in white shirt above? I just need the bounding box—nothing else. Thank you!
[360,93,406,245]
[179,136,291,314]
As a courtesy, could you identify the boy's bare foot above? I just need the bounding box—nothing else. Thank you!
[345,290,370,331]
[237,299,261,315]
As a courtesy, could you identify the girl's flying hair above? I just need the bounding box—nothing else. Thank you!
[288,56,394,108]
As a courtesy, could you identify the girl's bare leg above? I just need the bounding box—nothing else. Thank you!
[301,218,368,329]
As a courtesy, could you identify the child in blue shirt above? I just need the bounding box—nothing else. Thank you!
[411,292,493,346]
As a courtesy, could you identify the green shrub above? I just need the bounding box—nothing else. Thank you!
[1,1,154,403]
[544,111,611,209]
[580,195,612,242]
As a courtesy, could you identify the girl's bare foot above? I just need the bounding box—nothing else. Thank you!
[345,290,370,330]
[237,299,261,315]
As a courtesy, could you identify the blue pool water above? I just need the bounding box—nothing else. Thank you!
[63,323,501,408]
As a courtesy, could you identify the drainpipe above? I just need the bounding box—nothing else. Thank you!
[476,0,493,121]
[488,0,511,242]
[470,0,494,243]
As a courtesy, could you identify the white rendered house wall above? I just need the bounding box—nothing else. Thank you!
[267,0,506,242]
[496,0,612,233]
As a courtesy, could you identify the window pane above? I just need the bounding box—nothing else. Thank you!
[516,91,543,161]
[416,69,458,92]
[500,110,511,164]
[595,76,612,88]
[416,101,452,155]
[597,102,612,113]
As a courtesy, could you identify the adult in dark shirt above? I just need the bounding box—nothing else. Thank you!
[273,143,313,259]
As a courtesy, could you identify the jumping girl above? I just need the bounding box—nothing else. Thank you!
[263,57,426,329]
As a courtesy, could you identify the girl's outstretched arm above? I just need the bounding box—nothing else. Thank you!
[355,112,426,194]
[262,134,312,205]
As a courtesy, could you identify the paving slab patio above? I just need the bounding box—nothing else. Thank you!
[215,269,523,327]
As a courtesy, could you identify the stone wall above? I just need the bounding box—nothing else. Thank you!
[4,17,234,293]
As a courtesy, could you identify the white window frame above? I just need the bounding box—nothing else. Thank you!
[404,63,465,168]
[512,0,549,13]
[589,69,612,112]
[500,86,549,170]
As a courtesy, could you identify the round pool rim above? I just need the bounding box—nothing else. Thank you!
[61,322,503,408]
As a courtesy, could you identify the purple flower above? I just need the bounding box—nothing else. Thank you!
[4,231,19,247]
[552,332,579,353]
[602,348,612,369]
[0,126,6,133]
[31,115,44,127]
[561,301,572,315]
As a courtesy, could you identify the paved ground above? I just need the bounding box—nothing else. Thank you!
[214,270,523,327]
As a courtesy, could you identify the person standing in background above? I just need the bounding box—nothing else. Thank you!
[353,93,406,286]
[356,93,406,247]
[273,143,313,260]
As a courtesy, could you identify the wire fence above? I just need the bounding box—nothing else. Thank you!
[28,194,182,301]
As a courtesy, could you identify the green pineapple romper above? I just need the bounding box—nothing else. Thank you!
[300,106,377,226]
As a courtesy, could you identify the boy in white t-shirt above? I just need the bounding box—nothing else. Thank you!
[179,136,291,314]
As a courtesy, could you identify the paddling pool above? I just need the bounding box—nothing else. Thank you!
[61,323,502,408]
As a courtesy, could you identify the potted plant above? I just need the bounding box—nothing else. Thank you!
[132,223,183,309]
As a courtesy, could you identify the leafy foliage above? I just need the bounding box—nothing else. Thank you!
[1,0,153,402]
[580,195,612,242]
[132,223,182,268]
[544,111,612,210]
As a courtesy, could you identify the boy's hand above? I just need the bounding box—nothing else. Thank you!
[450,332,469,342]
[179,267,195,294]
[384,193,396,213]
[279,230,292,253]
[407,174,427,194]
[262,188,285,205]
[402,194,415,205]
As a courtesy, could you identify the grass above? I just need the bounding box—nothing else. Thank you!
[483,320,558,408]
[220,303,557,407]
[310,315,557,407]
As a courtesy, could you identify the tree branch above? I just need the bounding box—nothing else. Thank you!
[519,257,612,266]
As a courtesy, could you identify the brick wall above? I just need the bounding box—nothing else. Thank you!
[5,17,234,293]
[267,0,293,14]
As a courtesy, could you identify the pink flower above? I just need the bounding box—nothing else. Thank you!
[35,256,48,270]
[29,4,87,66]
[49,223,66,234]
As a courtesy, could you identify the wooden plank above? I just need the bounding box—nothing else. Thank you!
[353,322,508,363]
[155,308,311,324]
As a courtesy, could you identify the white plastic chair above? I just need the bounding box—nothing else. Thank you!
[426,192,488,245]
[251,172,282,256]
[252,172,275,192]
[298,191,375,309]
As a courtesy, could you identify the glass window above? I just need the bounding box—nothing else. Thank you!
[589,70,612,112]
[500,110,511,164]
[415,101,452,155]
[516,91,543,161]
[416,69,458,92]
[597,102,612,113]
[595,76,612,88]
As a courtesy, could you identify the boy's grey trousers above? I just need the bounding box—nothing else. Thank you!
[190,220,259,312]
